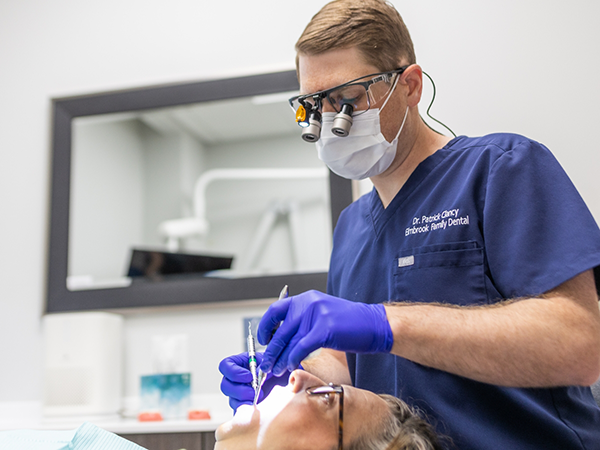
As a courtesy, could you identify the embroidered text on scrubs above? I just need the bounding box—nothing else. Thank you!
[405,208,470,236]
[412,209,460,225]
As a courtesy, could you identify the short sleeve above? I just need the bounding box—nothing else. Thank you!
[483,138,600,298]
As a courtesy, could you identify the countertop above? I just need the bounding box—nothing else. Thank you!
[0,399,231,435]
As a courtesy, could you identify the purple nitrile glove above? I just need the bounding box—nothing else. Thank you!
[218,351,291,412]
[257,290,393,377]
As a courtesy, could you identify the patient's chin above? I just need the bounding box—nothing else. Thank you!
[233,404,256,424]
[217,385,294,445]
[216,405,258,442]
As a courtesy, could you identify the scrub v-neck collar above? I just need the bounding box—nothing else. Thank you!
[368,136,464,236]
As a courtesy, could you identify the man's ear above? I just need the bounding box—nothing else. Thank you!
[400,64,423,108]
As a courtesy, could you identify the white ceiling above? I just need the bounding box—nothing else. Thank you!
[137,91,300,145]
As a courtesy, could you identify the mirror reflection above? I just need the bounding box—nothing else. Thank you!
[67,93,332,290]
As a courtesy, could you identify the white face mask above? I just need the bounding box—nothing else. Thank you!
[316,83,409,180]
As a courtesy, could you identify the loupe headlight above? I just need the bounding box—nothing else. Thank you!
[331,103,354,137]
[296,104,307,124]
[294,98,324,142]
[301,109,322,142]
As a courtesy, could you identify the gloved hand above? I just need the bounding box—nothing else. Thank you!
[218,351,291,412]
[257,290,393,376]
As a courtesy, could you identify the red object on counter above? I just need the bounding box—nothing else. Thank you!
[138,411,164,421]
[188,409,211,420]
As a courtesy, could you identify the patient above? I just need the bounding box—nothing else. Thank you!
[215,370,442,450]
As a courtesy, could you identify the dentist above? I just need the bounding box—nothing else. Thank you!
[220,1,600,448]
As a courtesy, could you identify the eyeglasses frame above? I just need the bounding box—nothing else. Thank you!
[306,383,344,450]
[289,66,410,118]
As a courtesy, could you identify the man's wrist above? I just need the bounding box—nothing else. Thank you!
[373,303,394,353]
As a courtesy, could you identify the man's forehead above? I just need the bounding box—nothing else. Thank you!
[298,70,372,96]
[297,48,378,94]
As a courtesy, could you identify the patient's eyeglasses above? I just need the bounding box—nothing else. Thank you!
[306,384,344,450]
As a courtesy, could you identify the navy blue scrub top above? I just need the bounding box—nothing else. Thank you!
[327,133,600,449]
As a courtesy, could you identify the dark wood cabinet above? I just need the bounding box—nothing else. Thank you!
[119,431,216,450]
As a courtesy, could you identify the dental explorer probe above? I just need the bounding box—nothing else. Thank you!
[253,367,267,406]
[253,285,288,406]
[248,323,259,392]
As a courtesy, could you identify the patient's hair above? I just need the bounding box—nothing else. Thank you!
[348,394,444,450]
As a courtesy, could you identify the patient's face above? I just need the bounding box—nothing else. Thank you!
[215,370,390,450]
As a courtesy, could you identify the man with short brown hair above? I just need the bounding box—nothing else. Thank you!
[295,0,416,72]
[221,1,600,448]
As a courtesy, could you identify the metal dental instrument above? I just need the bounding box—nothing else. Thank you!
[253,370,267,406]
[253,285,288,406]
[247,323,259,393]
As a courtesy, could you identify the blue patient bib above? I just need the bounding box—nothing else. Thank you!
[0,422,146,450]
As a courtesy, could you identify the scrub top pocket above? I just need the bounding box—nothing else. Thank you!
[392,241,487,305]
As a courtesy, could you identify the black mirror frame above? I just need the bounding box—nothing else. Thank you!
[47,70,352,313]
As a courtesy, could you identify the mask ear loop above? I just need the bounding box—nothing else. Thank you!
[391,106,410,142]
[380,72,409,142]
[378,72,401,113]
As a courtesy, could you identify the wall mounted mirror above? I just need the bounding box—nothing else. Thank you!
[48,71,352,312]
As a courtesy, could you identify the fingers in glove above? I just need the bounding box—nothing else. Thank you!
[218,353,253,384]
[257,297,292,345]
[260,311,301,374]
[220,377,255,408]
[287,333,325,371]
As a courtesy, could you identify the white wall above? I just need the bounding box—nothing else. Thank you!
[123,303,271,410]
[70,119,146,280]
[70,121,330,282]
[1,0,599,404]
[203,135,331,273]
